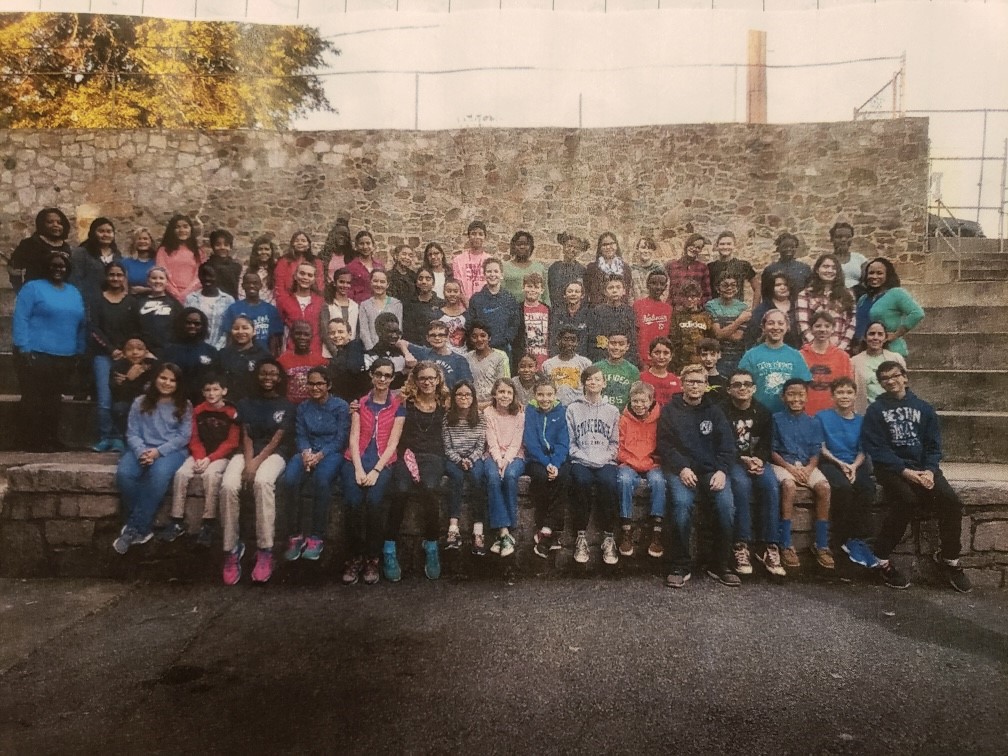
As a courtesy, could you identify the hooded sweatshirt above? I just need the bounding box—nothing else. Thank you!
[861,388,942,474]
[523,401,570,468]
[565,396,619,469]
[617,404,661,473]
[656,394,735,476]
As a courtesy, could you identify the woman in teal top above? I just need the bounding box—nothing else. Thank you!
[853,257,924,358]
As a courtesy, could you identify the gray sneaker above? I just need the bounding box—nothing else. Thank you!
[666,570,691,589]
[573,531,590,564]
[707,566,742,587]
[113,525,152,555]
[601,535,619,565]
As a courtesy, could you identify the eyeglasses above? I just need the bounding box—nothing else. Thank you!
[455,393,473,400]
[373,372,394,380]
[879,373,904,382]
[683,379,706,386]
[730,381,754,389]
[686,245,703,253]
[418,375,438,383]
[307,381,328,387]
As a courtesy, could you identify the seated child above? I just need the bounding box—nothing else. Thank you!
[158,373,240,547]
[277,320,324,404]
[110,337,158,451]
[524,379,571,558]
[770,378,834,571]
[615,381,665,559]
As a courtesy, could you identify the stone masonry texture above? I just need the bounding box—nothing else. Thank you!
[0,120,928,270]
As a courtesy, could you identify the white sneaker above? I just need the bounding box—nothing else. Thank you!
[601,535,619,565]
[761,544,787,577]
[573,531,590,564]
[733,542,753,575]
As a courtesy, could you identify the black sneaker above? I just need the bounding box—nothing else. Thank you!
[533,530,553,559]
[665,570,691,589]
[706,566,742,587]
[195,521,216,548]
[933,552,972,593]
[156,520,187,543]
[879,561,910,589]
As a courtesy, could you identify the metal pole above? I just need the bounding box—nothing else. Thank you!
[999,138,1007,253]
[578,93,582,129]
[733,65,738,122]
[414,73,419,131]
[977,109,988,224]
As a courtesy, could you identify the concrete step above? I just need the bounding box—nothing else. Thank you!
[905,281,1008,308]
[903,332,1008,370]
[939,411,1008,464]
[914,306,1008,334]
[0,397,96,450]
[913,370,1008,412]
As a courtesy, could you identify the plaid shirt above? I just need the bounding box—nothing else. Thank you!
[794,290,857,351]
[665,259,711,309]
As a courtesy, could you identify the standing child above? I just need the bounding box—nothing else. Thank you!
[274,231,325,313]
[113,363,193,554]
[547,231,587,308]
[437,279,468,352]
[548,280,589,356]
[816,376,879,571]
[705,272,751,377]
[670,281,715,371]
[770,378,834,571]
[484,378,526,559]
[442,380,488,555]
[110,338,158,451]
[401,268,444,345]
[468,257,523,369]
[451,220,490,303]
[345,230,383,303]
[707,231,759,306]
[222,272,283,356]
[800,309,854,416]
[566,366,621,565]
[240,236,278,305]
[137,267,183,357]
[277,261,326,355]
[586,275,638,364]
[665,234,711,310]
[385,244,417,302]
[524,379,571,558]
[738,309,812,414]
[357,269,403,351]
[320,267,359,349]
[512,353,543,407]
[278,321,324,405]
[542,326,592,407]
[422,241,450,298]
[206,229,243,299]
[633,269,672,363]
[615,381,666,559]
[465,321,510,409]
[594,331,640,412]
[159,374,239,547]
[520,272,550,369]
[630,237,665,302]
[403,320,474,389]
[640,336,682,408]
[185,263,236,349]
[698,338,728,398]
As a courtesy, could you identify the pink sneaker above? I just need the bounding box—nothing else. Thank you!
[222,542,244,585]
[251,549,274,583]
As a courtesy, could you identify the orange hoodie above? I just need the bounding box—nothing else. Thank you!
[617,404,661,473]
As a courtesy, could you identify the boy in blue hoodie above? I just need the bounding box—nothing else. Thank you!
[657,363,738,588]
[524,379,571,558]
[861,361,970,593]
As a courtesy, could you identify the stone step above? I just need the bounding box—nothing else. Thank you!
[903,332,1008,370]
[939,411,1008,464]
[905,281,1008,308]
[914,306,1008,334]
[913,370,1008,412]
[0,397,96,450]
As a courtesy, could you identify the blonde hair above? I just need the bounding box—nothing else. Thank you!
[679,363,707,382]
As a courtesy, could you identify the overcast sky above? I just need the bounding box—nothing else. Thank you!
[5,0,1007,232]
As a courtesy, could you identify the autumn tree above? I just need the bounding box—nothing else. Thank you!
[0,13,337,129]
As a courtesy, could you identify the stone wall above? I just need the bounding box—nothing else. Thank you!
[0,120,928,272]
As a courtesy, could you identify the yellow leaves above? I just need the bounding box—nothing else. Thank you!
[1,12,335,129]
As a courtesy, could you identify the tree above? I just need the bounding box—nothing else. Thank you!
[0,13,338,129]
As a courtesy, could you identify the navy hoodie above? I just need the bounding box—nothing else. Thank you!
[861,388,942,474]
[523,401,570,468]
[656,394,735,476]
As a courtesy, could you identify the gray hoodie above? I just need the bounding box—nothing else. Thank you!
[565,395,619,468]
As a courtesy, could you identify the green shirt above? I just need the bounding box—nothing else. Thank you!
[595,358,641,412]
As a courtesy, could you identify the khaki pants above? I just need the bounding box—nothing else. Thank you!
[220,454,286,552]
[170,456,230,521]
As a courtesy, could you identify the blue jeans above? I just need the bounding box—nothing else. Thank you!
[93,354,116,441]
[617,465,667,521]
[727,463,781,545]
[486,458,526,530]
[341,463,393,558]
[666,471,735,571]
[570,463,619,532]
[117,449,188,535]
[444,458,488,522]
[283,453,344,539]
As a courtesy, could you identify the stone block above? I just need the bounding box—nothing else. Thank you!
[44,520,95,547]
[0,521,48,577]
[77,495,121,519]
[963,568,1004,590]
[973,520,1008,552]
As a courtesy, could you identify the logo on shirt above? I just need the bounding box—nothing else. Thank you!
[700,420,713,435]
[273,410,286,424]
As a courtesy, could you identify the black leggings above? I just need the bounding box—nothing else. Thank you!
[15,351,74,450]
[385,454,444,542]
[874,468,962,560]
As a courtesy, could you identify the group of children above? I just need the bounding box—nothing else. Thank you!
[12,210,961,590]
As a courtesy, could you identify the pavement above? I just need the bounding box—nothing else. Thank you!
[1,574,1006,755]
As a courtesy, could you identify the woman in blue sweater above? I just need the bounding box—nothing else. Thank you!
[113,362,193,554]
[12,249,87,451]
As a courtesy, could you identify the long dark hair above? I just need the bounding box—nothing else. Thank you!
[761,272,796,303]
[807,253,853,310]
[446,380,481,428]
[161,214,200,260]
[102,260,128,291]
[322,218,355,264]
[82,217,119,258]
[140,362,188,420]
[175,306,209,342]
[248,235,278,288]
[860,256,901,293]
[286,230,317,262]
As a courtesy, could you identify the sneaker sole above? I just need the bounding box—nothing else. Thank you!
[706,569,741,587]
[666,573,691,589]
[573,554,589,564]
[602,556,619,565]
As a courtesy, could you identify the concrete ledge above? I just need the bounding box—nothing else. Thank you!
[1,459,1005,588]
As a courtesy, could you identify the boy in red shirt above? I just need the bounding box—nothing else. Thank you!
[800,309,854,416]
[521,272,550,368]
[278,320,325,404]
[633,269,672,361]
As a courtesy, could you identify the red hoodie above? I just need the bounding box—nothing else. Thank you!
[616,404,661,473]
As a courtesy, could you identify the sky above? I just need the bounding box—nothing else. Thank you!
[3,0,1007,233]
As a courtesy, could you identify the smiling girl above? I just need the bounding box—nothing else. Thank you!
[156,214,205,303]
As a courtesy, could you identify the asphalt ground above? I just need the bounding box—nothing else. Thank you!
[0,570,1006,755]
